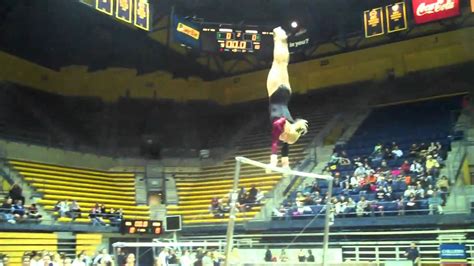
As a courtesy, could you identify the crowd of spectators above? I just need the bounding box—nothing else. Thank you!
[0,196,42,224]
[264,249,315,263]
[155,247,240,266]
[209,185,264,218]
[276,141,450,219]
[13,248,136,266]
[53,201,123,226]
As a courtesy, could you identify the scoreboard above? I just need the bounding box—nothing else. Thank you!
[201,26,273,54]
[120,220,163,235]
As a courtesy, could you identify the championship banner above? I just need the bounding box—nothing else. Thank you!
[96,0,113,15]
[364,7,384,38]
[171,15,201,49]
[412,0,460,24]
[116,0,132,23]
[134,0,150,31]
[386,2,408,33]
[440,243,467,264]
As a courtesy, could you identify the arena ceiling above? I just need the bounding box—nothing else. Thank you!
[0,0,469,81]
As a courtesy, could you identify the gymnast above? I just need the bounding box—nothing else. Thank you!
[267,26,308,172]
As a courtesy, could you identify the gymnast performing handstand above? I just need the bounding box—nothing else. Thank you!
[267,26,308,172]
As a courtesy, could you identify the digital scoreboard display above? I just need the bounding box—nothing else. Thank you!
[120,220,162,235]
[201,27,273,54]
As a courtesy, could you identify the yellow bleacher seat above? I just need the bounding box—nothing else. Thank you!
[9,160,150,223]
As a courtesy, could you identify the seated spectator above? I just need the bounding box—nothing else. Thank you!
[418,142,428,157]
[410,160,424,175]
[436,176,450,206]
[384,186,395,201]
[404,186,415,198]
[428,191,443,215]
[68,200,81,220]
[0,197,16,224]
[383,147,393,160]
[295,192,305,207]
[356,196,369,217]
[108,208,123,226]
[425,184,435,198]
[89,204,107,226]
[310,181,321,194]
[391,146,403,158]
[237,187,246,205]
[405,195,418,214]
[372,143,383,156]
[328,152,341,165]
[210,197,219,212]
[415,184,425,199]
[339,151,351,165]
[248,185,258,202]
[426,155,440,177]
[376,186,385,201]
[255,189,265,204]
[435,141,443,153]
[378,160,391,176]
[273,205,287,219]
[354,163,367,179]
[344,197,356,217]
[427,142,437,154]
[408,143,419,158]
[27,204,42,221]
[99,204,107,218]
[92,249,113,266]
[12,200,27,220]
[400,160,411,175]
[312,191,323,205]
[8,183,25,205]
[55,200,69,218]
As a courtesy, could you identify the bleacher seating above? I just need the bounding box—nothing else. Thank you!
[168,108,332,224]
[282,95,463,219]
[0,232,57,265]
[9,160,149,224]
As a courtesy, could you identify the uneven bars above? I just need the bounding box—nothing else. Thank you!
[112,242,223,248]
[235,156,333,180]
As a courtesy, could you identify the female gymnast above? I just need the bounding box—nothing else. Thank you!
[267,26,308,172]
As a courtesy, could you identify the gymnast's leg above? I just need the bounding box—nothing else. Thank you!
[266,27,291,97]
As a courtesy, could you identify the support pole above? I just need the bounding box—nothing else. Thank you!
[224,159,241,266]
[321,178,333,266]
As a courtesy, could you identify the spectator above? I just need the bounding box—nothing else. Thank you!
[8,183,25,205]
[354,163,367,179]
[356,196,369,217]
[306,250,315,262]
[384,186,395,201]
[27,204,42,221]
[415,184,425,199]
[408,144,419,158]
[69,200,81,220]
[155,248,168,266]
[400,160,411,175]
[410,160,423,175]
[89,204,107,226]
[297,249,306,262]
[93,249,114,266]
[167,249,178,265]
[425,184,435,198]
[436,176,450,206]
[427,142,437,154]
[406,195,418,214]
[392,146,403,158]
[64,257,73,266]
[248,185,258,202]
[404,186,416,198]
[29,252,43,266]
[180,250,193,266]
[279,249,288,262]
[425,155,440,178]
[428,191,443,215]
[116,248,126,266]
[264,249,272,262]
[55,200,69,218]
[0,197,16,224]
[404,242,420,266]
[201,251,213,266]
[109,208,123,226]
[12,200,27,220]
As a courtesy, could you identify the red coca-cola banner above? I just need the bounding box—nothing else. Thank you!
[412,0,460,24]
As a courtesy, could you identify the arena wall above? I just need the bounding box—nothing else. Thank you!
[0,27,473,104]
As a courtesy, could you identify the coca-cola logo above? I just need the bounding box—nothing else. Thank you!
[416,0,455,16]
[412,0,460,24]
